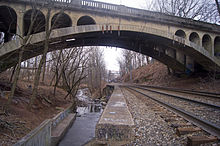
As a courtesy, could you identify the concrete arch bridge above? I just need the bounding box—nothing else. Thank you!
[0,0,220,73]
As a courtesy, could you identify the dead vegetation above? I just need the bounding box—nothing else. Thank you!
[0,73,71,145]
[122,61,220,93]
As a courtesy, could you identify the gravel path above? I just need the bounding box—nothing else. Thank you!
[121,88,186,145]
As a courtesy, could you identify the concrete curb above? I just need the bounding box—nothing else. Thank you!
[51,113,76,146]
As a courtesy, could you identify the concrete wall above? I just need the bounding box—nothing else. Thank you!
[14,106,72,146]
[14,119,51,146]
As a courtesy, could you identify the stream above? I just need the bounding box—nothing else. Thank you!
[59,88,103,146]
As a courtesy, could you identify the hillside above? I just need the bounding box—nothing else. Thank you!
[0,73,71,145]
[122,61,220,93]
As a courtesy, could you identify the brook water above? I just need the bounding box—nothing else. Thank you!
[59,88,103,146]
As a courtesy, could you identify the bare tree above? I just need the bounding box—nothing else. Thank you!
[216,0,220,16]
[87,47,106,98]
[29,0,72,108]
[28,4,52,109]
[48,47,90,111]
[153,0,219,23]
[4,1,43,111]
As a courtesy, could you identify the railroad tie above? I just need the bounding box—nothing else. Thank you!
[176,127,201,136]
[171,122,192,128]
[160,114,178,119]
[187,136,218,146]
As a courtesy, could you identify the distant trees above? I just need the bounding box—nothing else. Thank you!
[152,0,220,23]
[216,0,220,16]
[87,47,106,98]
[118,50,149,77]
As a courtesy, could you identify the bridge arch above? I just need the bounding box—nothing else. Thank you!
[214,36,220,57]
[0,5,17,43]
[77,16,96,26]
[175,29,186,38]
[23,9,46,36]
[189,32,200,45]
[51,12,72,29]
[202,34,212,53]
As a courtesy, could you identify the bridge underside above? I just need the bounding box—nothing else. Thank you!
[0,29,220,73]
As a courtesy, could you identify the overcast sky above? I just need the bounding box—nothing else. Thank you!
[96,0,148,71]
[96,0,148,9]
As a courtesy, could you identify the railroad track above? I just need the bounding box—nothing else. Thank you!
[138,84,220,100]
[121,85,220,145]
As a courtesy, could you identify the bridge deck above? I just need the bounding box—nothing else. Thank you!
[95,85,134,145]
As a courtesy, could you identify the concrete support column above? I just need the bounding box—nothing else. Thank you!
[166,48,175,58]
[49,15,52,30]
[176,50,185,64]
[16,11,24,37]
[186,56,194,72]
[212,38,215,57]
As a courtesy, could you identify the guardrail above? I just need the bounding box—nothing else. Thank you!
[14,106,72,146]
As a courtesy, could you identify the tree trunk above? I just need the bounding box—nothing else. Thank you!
[27,60,30,82]
[29,8,51,109]
[4,46,24,111]
[9,65,17,83]
[41,55,47,83]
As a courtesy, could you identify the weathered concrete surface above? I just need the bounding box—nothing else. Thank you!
[14,119,51,146]
[59,111,102,146]
[95,86,134,145]
[51,113,76,146]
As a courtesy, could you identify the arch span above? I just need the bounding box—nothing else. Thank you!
[214,36,220,57]
[175,29,186,38]
[23,9,46,36]
[189,32,200,45]
[202,34,212,53]
[1,24,220,73]
[0,6,17,42]
[77,16,96,26]
[51,12,72,29]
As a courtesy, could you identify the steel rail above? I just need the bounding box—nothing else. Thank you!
[138,85,220,99]
[123,86,220,139]
[130,85,220,109]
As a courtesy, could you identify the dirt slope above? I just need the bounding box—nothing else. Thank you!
[122,61,220,93]
[0,73,71,145]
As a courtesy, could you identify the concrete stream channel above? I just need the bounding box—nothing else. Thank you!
[59,88,103,146]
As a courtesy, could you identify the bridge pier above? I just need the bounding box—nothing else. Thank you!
[16,8,24,37]
[166,48,175,58]
[186,56,194,72]
[176,50,185,66]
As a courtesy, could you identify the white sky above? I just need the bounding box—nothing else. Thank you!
[96,0,148,71]
[103,47,122,71]
[95,0,148,9]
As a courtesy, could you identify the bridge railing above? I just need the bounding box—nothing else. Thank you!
[81,0,118,11]
[13,0,163,19]
[8,0,220,33]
